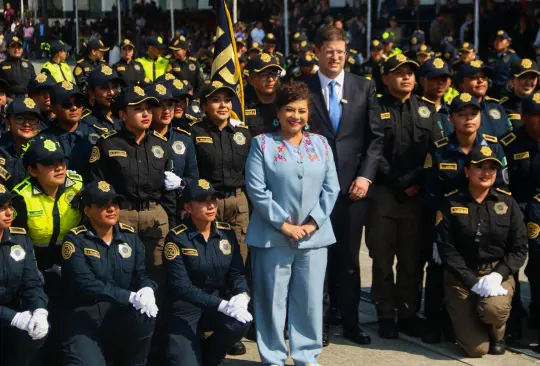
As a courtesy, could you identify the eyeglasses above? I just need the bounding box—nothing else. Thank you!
[260,71,280,81]
[13,116,39,126]
[324,50,347,57]
[61,100,83,110]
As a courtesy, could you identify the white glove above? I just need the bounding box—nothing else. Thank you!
[45,264,62,277]
[141,303,159,318]
[10,311,32,331]
[229,293,250,309]
[134,287,155,308]
[28,309,49,340]
[432,243,442,265]
[479,272,503,295]
[218,301,253,324]
[471,280,490,297]
[488,285,508,297]
[164,171,182,191]
[129,292,137,304]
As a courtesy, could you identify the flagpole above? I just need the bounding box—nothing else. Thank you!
[118,0,122,46]
[233,0,237,24]
[284,0,289,57]
[170,0,175,37]
[75,0,79,55]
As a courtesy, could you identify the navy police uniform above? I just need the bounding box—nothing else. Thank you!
[486,30,521,99]
[0,35,36,97]
[73,39,109,93]
[168,36,204,98]
[113,39,147,87]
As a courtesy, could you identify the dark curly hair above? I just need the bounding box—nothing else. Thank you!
[275,81,312,110]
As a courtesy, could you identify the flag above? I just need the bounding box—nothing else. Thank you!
[211,0,244,121]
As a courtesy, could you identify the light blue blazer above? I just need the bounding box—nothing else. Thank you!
[245,132,340,249]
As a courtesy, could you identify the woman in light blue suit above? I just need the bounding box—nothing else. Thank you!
[245,82,340,366]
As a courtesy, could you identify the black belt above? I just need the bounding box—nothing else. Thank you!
[120,200,158,211]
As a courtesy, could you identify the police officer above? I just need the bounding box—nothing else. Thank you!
[422,93,508,343]
[359,39,385,93]
[244,53,284,136]
[486,30,521,100]
[113,38,147,87]
[436,145,527,357]
[0,34,36,97]
[73,39,109,93]
[168,36,204,98]
[0,97,44,189]
[170,79,195,130]
[456,61,512,138]
[416,44,433,65]
[262,33,285,67]
[41,40,73,83]
[345,48,362,75]
[248,42,263,58]
[451,42,476,73]
[136,36,169,83]
[366,54,441,339]
[285,33,307,76]
[290,54,318,82]
[38,81,98,178]
[162,178,252,366]
[499,58,540,129]
[60,180,157,366]
[0,185,49,366]
[28,73,56,128]
[381,32,402,60]
[82,64,125,134]
[88,86,176,280]
[405,30,426,62]
[146,82,198,183]
[417,57,453,136]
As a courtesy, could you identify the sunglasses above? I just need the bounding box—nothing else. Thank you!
[61,100,83,110]
[13,116,39,126]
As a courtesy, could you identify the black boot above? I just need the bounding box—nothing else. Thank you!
[378,319,398,339]
[489,340,506,355]
[226,341,246,356]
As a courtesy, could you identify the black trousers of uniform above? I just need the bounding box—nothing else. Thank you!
[323,194,368,329]
[60,302,155,366]
[166,300,251,366]
[0,323,47,366]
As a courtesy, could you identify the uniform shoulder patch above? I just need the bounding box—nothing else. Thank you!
[435,137,448,148]
[102,130,118,139]
[216,222,232,230]
[189,56,197,61]
[499,96,509,104]
[444,189,459,197]
[500,133,516,146]
[71,225,88,235]
[172,224,188,235]
[482,134,498,143]
[119,222,135,233]
[421,96,435,105]
[485,96,500,103]
[92,124,109,133]
[9,227,26,235]
[176,127,191,136]
[77,58,85,63]
[495,188,512,196]
[189,120,201,127]
[152,130,167,141]
[12,179,31,194]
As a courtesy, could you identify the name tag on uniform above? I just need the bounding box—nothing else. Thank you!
[28,209,44,217]
[117,66,126,71]
[2,65,11,70]
[181,248,199,256]
[245,109,257,116]
[84,248,101,258]
[439,163,458,170]
[451,207,469,215]
[173,67,181,72]
[196,137,213,144]
[514,152,530,160]
[381,112,391,119]
[109,150,127,158]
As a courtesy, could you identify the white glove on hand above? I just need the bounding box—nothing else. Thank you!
[129,292,137,304]
[134,287,155,308]
[229,293,250,309]
[45,265,62,277]
[141,303,159,318]
[479,272,503,295]
[488,285,508,297]
[10,311,32,331]
[28,309,49,340]
[164,171,182,191]
[471,280,490,298]
[217,301,253,323]
[432,243,442,265]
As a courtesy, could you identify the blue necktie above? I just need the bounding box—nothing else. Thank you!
[328,80,342,132]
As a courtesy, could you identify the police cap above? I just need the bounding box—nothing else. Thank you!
[417,57,451,79]
[5,96,42,119]
[50,40,70,55]
[467,144,502,167]
[120,38,135,49]
[438,42,455,62]
[27,73,56,95]
[50,81,84,105]
[145,83,177,102]
[246,53,284,74]
[79,180,125,207]
[522,92,540,116]
[292,33,308,44]
[115,86,159,110]
[201,80,236,103]
[449,92,481,113]
[235,37,246,47]
[263,33,278,44]
[459,42,475,53]
[381,32,394,44]
[511,58,540,78]
[6,34,23,47]
[409,30,425,52]
[0,183,20,206]
[382,54,419,74]
[416,44,432,56]
[250,42,262,53]
[169,35,188,50]
[457,60,491,82]
[23,135,66,168]
[495,29,511,41]
[146,36,167,49]
[371,39,383,51]
[167,79,193,99]
[299,54,317,67]
[185,100,202,121]
[87,38,110,52]
[87,64,125,88]
[184,179,225,202]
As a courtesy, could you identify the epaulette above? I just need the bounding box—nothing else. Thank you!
[66,171,83,181]
[21,57,29,62]
[0,165,11,181]
[172,224,188,235]
[485,96,500,103]
[9,227,26,235]
[508,113,521,120]
[236,124,249,129]
[349,49,358,54]
[482,134,498,143]
[189,119,202,127]
[499,96,509,104]
[12,179,31,193]
[189,56,197,62]
[276,51,283,57]
[176,127,191,136]
[71,225,88,235]
[216,222,232,230]
[77,58,84,63]
[165,54,172,60]
[81,109,91,119]
[509,49,516,54]
[534,193,540,202]
[444,189,459,197]
[496,188,512,196]
[119,222,135,233]
[152,130,167,141]
[421,96,435,105]
[92,124,109,133]
[500,133,516,146]
[102,130,118,139]
[435,137,448,148]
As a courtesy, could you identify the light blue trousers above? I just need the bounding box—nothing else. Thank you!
[251,245,328,366]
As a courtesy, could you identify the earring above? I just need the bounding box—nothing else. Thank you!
[272,119,279,127]
[304,123,310,131]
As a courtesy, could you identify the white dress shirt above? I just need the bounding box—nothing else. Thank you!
[318,70,345,111]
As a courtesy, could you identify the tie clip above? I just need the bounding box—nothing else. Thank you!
[341,99,348,104]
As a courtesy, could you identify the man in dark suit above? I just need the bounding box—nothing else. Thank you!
[305,26,384,346]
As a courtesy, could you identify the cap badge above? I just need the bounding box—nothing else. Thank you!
[268,33,275,39]
[480,146,492,157]
[173,79,184,89]
[123,39,130,45]
[198,179,210,190]
[180,36,186,41]
[460,93,472,102]
[98,40,104,47]
[261,53,272,63]
[470,60,483,68]
[12,36,18,42]
[497,30,504,36]
[373,40,380,47]
[43,139,57,152]
[301,41,307,47]
[433,58,444,69]
[98,181,111,192]
[62,81,74,91]
[522,59,533,69]
[396,54,407,62]
[294,32,300,39]
[165,73,175,80]
[191,105,200,113]
[102,65,113,76]
[36,74,47,83]
[156,84,167,95]
[212,80,223,88]
[24,98,36,109]
[157,36,163,44]
[305,55,312,62]
[252,42,260,48]
[463,42,470,49]
[419,45,427,52]
[411,37,417,45]
[134,86,145,96]
[0,184,6,193]
[533,93,540,104]
[173,39,179,46]
[382,32,390,40]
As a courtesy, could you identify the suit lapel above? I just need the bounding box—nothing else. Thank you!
[308,74,335,135]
